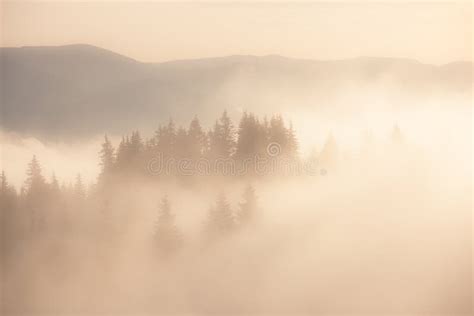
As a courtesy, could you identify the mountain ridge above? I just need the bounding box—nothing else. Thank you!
[3,44,471,67]
[1,44,472,140]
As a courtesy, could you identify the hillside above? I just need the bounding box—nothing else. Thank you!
[1,44,472,139]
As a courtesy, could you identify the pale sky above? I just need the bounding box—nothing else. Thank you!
[1,1,472,64]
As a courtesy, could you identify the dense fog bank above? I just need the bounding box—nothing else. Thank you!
[1,107,471,315]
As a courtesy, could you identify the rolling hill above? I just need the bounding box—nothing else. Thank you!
[1,44,472,140]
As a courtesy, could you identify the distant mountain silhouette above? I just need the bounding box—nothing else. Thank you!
[1,44,472,139]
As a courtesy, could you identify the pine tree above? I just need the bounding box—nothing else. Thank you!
[0,171,18,258]
[188,116,207,159]
[49,173,62,204]
[0,170,16,209]
[74,174,86,202]
[99,134,115,178]
[155,118,177,158]
[286,121,298,158]
[130,131,144,155]
[129,131,145,173]
[154,196,182,255]
[116,136,131,169]
[1,171,10,196]
[24,156,48,232]
[152,118,176,163]
[268,114,288,155]
[208,121,219,158]
[209,111,236,158]
[236,112,265,158]
[175,126,189,159]
[219,111,236,157]
[206,193,235,237]
[25,155,45,190]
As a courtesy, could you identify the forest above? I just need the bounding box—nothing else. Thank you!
[1,111,326,252]
[1,110,469,315]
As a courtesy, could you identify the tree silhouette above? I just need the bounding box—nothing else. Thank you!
[50,173,60,195]
[129,131,145,173]
[175,126,189,159]
[24,156,48,232]
[130,131,144,154]
[0,171,18,259]
[155,118,177,158]
[116,136,131,170]
[236,112,267,159]
[268,115,287,152]
[74,174,86,202]
[206,193,235,238]
[154,196,182,255]
[0,171,17,215]
[209,111,236,159]
[188,116,208,159]
[98,135,115,182]
[286,121,298,158]
[0,171,14,197]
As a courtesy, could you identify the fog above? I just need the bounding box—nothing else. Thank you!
[2,86,471,188]
[1,90,471,315]
[1,0,472,313]
[0,131,105,189]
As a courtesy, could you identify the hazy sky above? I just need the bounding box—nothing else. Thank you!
[1,1,472,64]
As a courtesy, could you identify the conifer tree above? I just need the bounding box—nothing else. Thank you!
[0,171,16,210]
[74,174,86,202]
[25,156,45,191]
[154,196,182,254]
[99,134,115,178]
[24,156,48,232]
[175,126,189,159]
[155,119,177,158]
[116,136,131,169]
[129,131,145,173]
[236,112,264,158]
[130,131,144,155]
[49,173,63,206]
[286,121,298,158]
[0,171,11,196]
[206,193,235,237]
[50,173,60,194]
[209,111,236,158]
[268,114,288,155]
[0,171,18,257]
[188,116,207,159]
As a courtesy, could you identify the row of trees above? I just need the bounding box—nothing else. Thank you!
[98,111,299,180]
[1,111,303,257]
[155,186,258,254]
[1,112,405,258]
[1,156,259,256]
[96,112,404,182]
